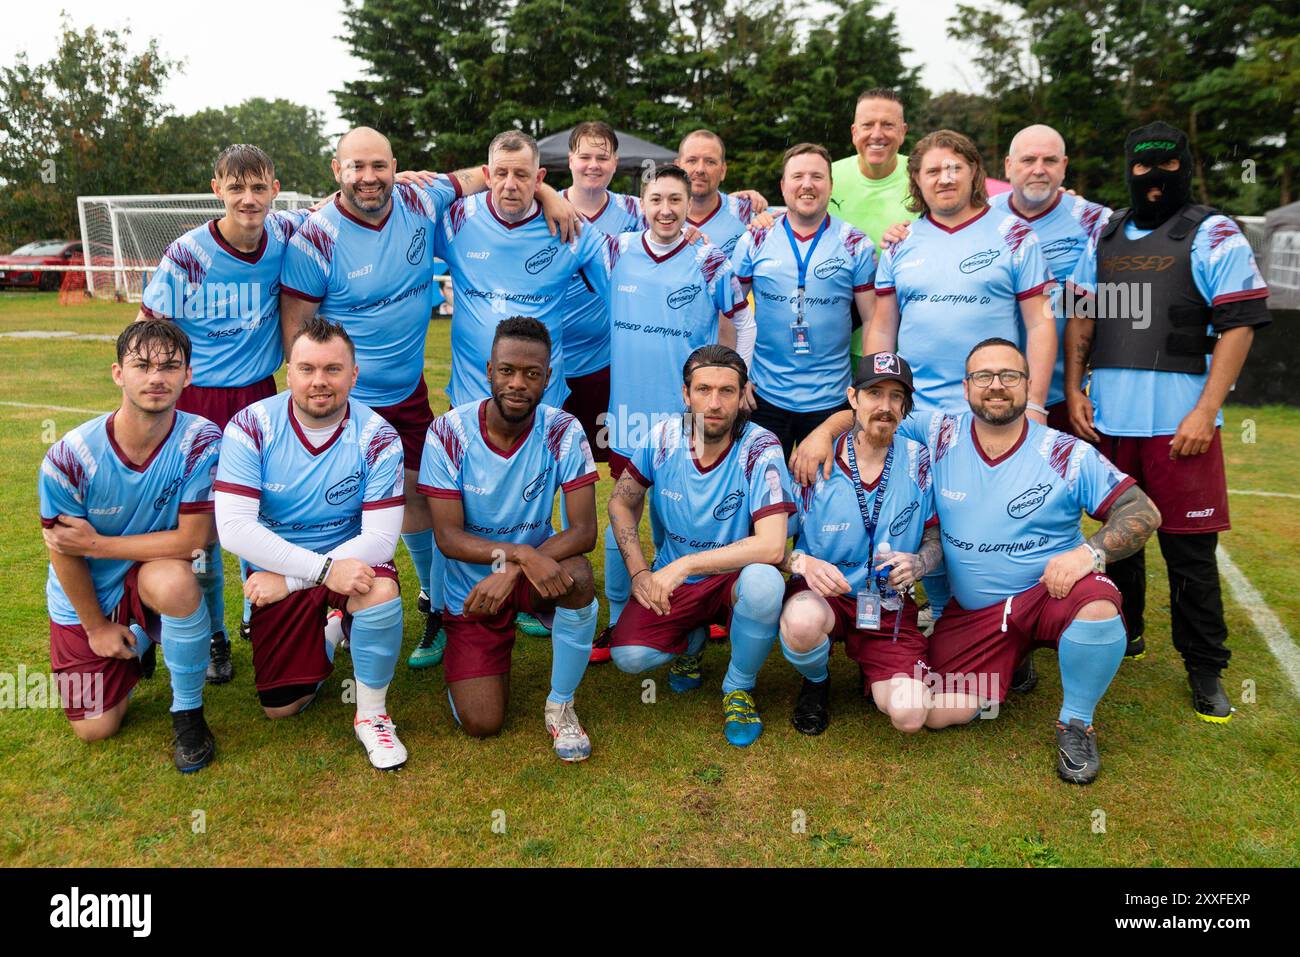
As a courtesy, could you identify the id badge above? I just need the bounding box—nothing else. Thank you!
[789,321,812,355]
[856,590,881,630]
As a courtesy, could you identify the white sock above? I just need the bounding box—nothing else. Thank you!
[356,680,389,719]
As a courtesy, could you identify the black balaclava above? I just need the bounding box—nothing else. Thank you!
[1124,121,1194,229]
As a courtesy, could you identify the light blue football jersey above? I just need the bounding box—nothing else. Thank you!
[40,411,222,625]
[559,189,645,378]
[903,411,1134,610]
[1067,214,1270,436]
[215,390,404,559]
[435,194,608,409]
[280,179,462,406]
[875,206,1055,419]
[688,191,754,258]
[792,430,936,594]
[733,212,877,412]
[586,231,747,458]
[142,211,310,388]
[416,400,598,616]
[990,192,1112,406]
[627,418,794,585]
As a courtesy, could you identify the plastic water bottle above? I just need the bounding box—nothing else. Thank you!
[875,542,902,611]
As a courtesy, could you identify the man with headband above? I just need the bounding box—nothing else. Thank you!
[1063,121,1270,723]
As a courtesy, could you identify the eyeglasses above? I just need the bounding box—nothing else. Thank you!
[965,369,1026,388]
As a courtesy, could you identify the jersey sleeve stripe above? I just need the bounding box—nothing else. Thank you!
[1064,279,1092,299]
[561,472,599,493]
[1086,475,1137,521]
[280,285,324,303]
[624,461,653,487]
[139,304,172,320]
[448,175,463,199]
[416,483,461,499]
[722,301,747,318]
[751,502,796,522]
[875,285,897,296]
[362,496,406,511]
[1212,288,1269,305]
[1015,280,1054,301]
[213,480,261,499]
[40,516,58,529]
[853,282,874,293]
[179,501,216,514]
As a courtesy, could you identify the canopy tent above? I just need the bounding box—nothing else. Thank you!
[1262,199,1300,309]
[536,127,676,175]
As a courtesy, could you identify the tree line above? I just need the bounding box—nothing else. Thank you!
[1,1,1294,250]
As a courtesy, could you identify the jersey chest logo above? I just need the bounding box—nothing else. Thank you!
[525,246,558,274]
[153,475,184,511]
[406,228,427,265]
[713,489,744,520]
[814,257,845,280]
[959,248,1000,274]
[522,466,552,502]
[889,501,919,536]
[668,285,701,309]
[326,470,363,505]
[1007,483,1052,519]
[1041,237,1080,260]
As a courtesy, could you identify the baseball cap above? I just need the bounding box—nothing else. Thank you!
[853,351,914,393]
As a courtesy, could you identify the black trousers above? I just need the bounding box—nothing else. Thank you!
[1106,531,1230,677]
[749,391,850,462]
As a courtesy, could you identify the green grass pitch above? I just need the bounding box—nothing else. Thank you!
[0,291,1296,866]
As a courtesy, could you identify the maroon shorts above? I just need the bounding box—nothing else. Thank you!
[927,574,1124,704]
[48,562,152,721]
[177,376,277,431]
[783,581,929,688]
[372,376,435,471]
[247,562,399,692]
[1046,400,1074,436]
[1099,429,1229,534]
[562,365,611,463]
[443,576,556,682]
[610,571,742,655]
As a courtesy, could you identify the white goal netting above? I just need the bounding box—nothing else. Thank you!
[76,193,317,301]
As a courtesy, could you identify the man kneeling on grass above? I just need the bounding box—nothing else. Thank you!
[40,320,222,772]
[607,345,792,747]
[419,317,600,762]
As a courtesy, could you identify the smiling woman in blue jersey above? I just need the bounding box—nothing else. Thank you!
[733,142,878,460]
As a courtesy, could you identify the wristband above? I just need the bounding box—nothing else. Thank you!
[316,556,333,586]
[1083,542,1106,573]
[632,568,651,582]
[1026,401,1048,416]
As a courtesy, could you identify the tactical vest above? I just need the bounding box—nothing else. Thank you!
[1089,204,1217,375]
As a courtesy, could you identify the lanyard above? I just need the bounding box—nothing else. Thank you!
[845,433,893,591]
[783,214,829,325]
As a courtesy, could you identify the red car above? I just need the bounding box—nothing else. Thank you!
[0,240,107,291]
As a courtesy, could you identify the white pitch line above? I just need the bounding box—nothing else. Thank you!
[1217,545,1300,699]
[1228,489,1300,500]
[0,401,108,415]
[0,330,116,342]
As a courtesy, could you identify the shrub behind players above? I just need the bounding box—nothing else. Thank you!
[583,163,752,662]
[138,144,311,684]
[607,345,791,747]
[915,338,1159,783]
[214,318,409,770]
[420,317,600,761]
[778,353,952,735]
[40,321,221,772]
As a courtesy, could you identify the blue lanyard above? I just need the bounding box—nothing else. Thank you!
[845,433,893,592]
[783,214,829,325]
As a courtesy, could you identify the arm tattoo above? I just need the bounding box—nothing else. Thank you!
[611,473,646,508]
[917,524,942,578]
[1088,486,1160,563]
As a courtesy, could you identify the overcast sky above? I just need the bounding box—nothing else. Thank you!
[3,0,981,139]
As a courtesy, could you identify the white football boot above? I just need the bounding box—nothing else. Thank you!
[543,699,591,762]
[354,713,408,770]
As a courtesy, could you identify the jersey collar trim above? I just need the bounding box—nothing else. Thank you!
[924,204,990,234]
[970,416,1028,467]
[208,220,268,264]
[690,429,735,475]
[641,232,688,264]
[105,409,178,473]
[288,401,348,456]
[788,214,831,242]
[563,188,611,223]
[478,399,535,458]
[687,192,724,228]
[334,194,392,232]
[486,194,541,230]
[1008,190,1062,222]
[834,431,882,489]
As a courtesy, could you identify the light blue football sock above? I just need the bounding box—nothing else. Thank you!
[603,524,631,626]
[196,542,225,635]
[611,645,675,673]
[162,604,210,712]
[348,597,403,689]
[402,529,434,597]
[547,598,598,704]
[1058,615,1126,725]
[780,634,830,683]
[722,565,783,694]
